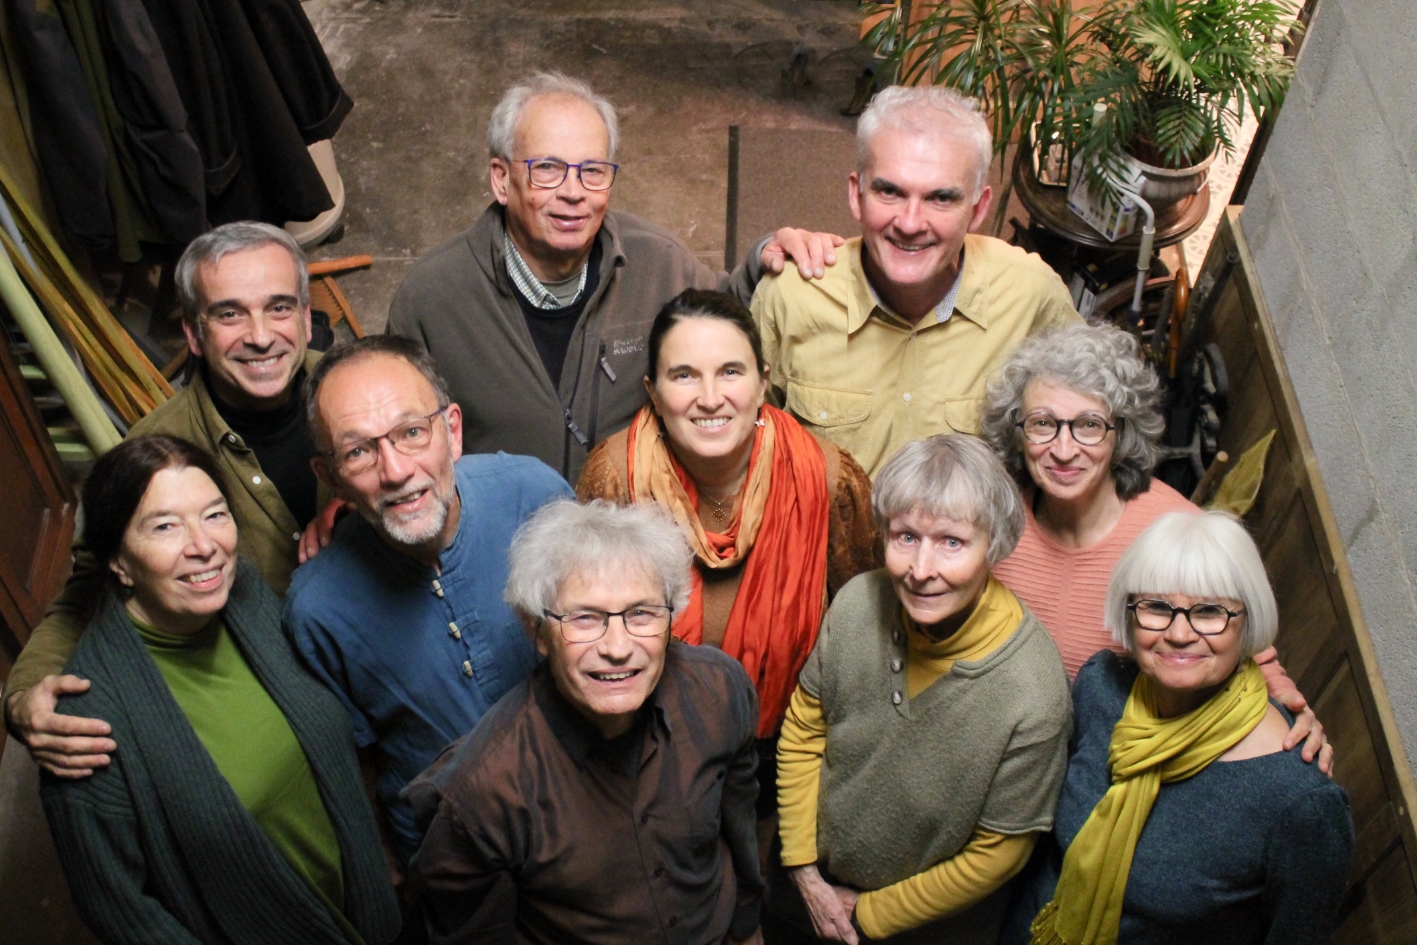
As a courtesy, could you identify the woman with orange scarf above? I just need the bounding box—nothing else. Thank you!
[576,289,880,832]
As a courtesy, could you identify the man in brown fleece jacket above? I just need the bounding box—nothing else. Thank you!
[386,71,840,483]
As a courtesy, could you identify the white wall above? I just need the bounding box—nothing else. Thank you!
[1240,0,1417,779]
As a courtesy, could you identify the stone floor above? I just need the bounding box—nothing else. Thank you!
[302,0,872,333]
[0,10,872,939]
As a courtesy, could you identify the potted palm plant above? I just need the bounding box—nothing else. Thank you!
[863,0,1301,227]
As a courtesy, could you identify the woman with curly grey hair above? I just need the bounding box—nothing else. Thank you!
[980,323,1330,770]
[980,323,1204,677]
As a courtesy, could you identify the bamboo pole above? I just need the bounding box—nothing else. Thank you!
[0,227,149,422]
[0,238,121,454]
[0,161,171,404]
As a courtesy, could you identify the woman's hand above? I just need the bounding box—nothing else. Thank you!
[1254,646,1333,775]
[789,864,859,943]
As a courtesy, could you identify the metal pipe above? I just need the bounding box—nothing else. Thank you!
[0,242,121,454]
[1108,178,1156,317]
[0,198,33,268]
[1133,217,1156,315]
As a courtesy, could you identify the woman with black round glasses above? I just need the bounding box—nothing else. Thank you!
[1004,510,1353,945]
[979,323,1329,768]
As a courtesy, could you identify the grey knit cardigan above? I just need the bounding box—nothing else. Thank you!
[39,559,401,945]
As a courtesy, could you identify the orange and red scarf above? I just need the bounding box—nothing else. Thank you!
[627,404,830,737]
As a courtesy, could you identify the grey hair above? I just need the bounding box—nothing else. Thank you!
[1104,511,1278,658]
[175,221,309,326]
[504,500,693,628]
[872,434,1024,567]
[303,335,452,448]
[487,72,620,161]
[856,85,992,199]
[980,323,1165,500]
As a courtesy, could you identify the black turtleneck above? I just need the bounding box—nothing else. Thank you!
[207,367,319,528]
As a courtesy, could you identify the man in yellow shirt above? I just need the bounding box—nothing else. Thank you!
[751,86,1080,479]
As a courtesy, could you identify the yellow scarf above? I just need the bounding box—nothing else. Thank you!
[1030,659,1270,945]
[904,576,1022,698]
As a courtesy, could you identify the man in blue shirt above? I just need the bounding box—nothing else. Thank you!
[285,334,571,862]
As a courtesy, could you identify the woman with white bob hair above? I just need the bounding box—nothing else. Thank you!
[772,435,1071,944]
[1008,511,1353,945]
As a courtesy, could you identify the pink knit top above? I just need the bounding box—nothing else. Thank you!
[993,480,1199,679]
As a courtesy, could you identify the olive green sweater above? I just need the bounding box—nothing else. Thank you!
[798,570,1071,891]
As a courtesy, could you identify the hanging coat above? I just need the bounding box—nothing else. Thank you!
[55,0,167,260]
[140,0,348,226]
[235,0,352,144]
[97,0,208,243]
[9,0,115,248]
[136,0,240,198]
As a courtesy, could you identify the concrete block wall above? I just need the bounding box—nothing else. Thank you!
[1240,0,1417,780]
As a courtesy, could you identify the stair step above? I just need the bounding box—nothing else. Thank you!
[53,440,95,463]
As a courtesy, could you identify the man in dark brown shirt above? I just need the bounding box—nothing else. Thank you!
[405,500,764,945]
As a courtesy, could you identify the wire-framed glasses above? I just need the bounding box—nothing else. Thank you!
[322,408,447,475]
[524,158,619,191]
[1016,411,1117,446]
[1128,599,1247,636]
[542,605,673,644]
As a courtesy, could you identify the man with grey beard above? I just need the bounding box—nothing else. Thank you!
[285,335,571,864]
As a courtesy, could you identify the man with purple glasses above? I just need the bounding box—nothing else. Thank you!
[386,71,841,484]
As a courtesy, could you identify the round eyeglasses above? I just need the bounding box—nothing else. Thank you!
[1016,411,1117,446]
[321,408,447,475]
[1128,599,1247,636]
[542,605,673,644]
[524,158,619,191]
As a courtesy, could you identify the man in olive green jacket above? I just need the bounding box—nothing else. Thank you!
[4,222,328,778]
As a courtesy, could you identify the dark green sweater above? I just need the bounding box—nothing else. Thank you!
[1002,651,1353,945]
[40,560,401,945]
[138,616,356,940]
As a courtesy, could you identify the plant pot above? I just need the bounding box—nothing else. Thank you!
[1127,149,1217,214]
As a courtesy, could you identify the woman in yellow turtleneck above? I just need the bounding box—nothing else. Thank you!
[774,434,1073,944]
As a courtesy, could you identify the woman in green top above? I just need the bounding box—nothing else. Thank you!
[40,434,400,945]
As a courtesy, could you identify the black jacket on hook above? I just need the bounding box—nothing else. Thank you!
[14,0,351,251]
[9,0,115,248]
[141,0,350,226]
[98,0,208,244]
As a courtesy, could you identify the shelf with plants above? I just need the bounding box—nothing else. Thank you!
[862,0,1302,232]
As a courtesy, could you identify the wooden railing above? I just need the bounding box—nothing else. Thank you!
[1189,207,1417,941]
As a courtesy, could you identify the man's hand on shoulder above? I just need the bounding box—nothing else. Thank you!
[761,229,846,281]
[6,675,115,778]
[300,499,354,564]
